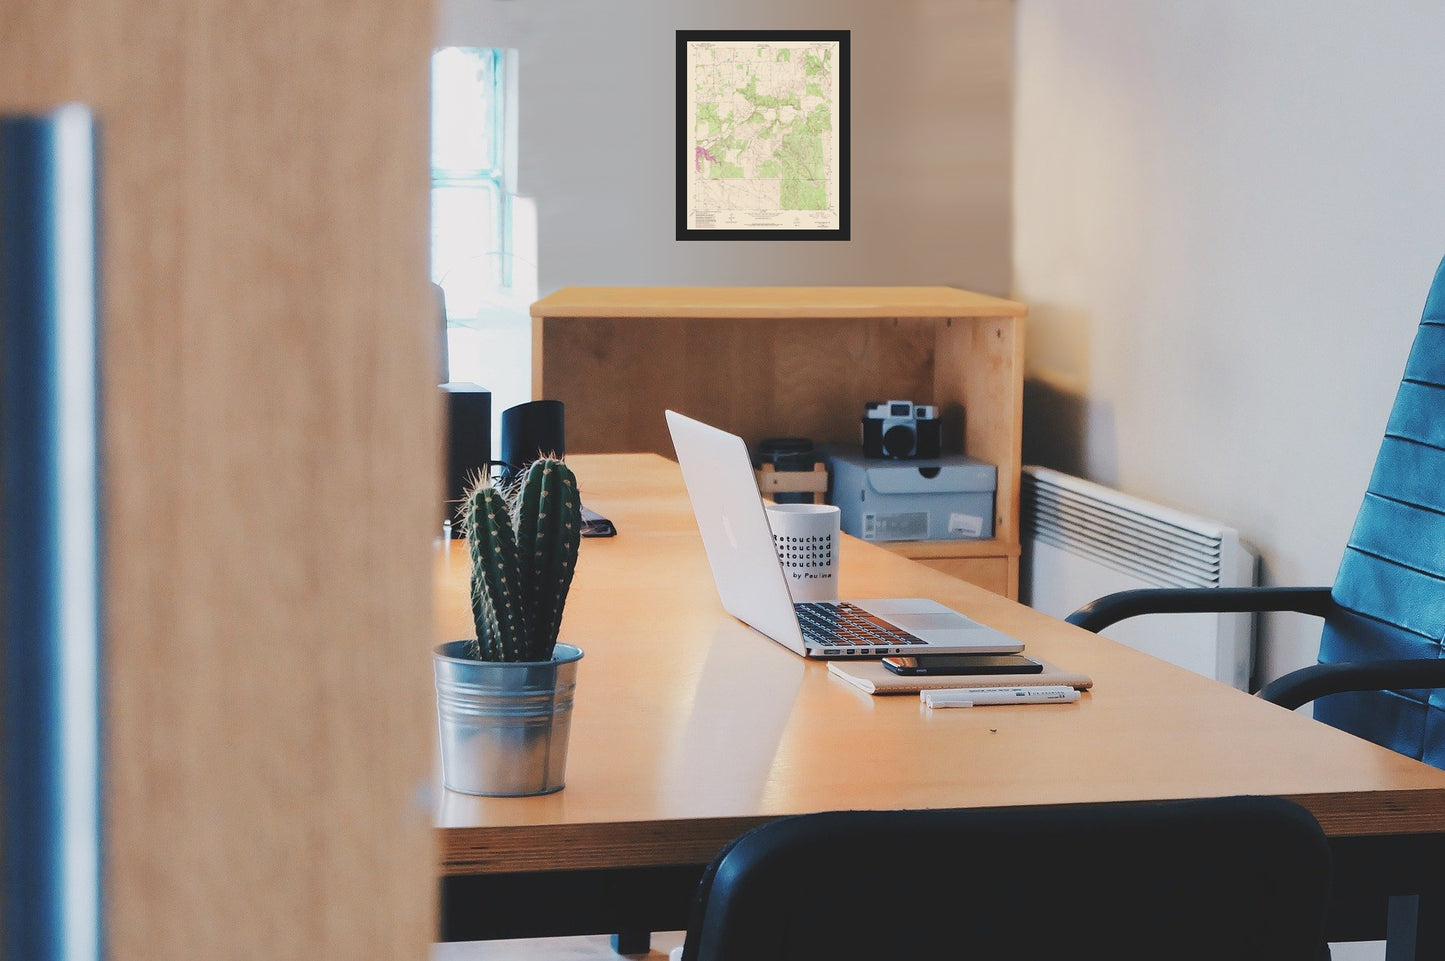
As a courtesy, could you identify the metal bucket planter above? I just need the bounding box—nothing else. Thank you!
[433,640,584,797]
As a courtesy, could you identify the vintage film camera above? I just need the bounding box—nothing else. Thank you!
[861,400,942,459]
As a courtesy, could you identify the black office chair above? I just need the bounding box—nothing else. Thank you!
[679,797,1332,961]
[1066,255,1445,770]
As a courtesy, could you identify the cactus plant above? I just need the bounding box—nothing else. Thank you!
[459,457,582,662]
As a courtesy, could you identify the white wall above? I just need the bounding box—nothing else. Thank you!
[1014,1,1445,686]
[437,0,1014,296]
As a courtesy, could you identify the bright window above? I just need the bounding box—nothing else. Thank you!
[430,46,535,428]
[431,47,507,315]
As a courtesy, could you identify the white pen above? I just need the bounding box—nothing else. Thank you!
[921,685,1080,709]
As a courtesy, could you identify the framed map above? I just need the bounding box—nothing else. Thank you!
[677,30,850,241]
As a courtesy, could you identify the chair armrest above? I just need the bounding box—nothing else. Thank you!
[1065,586,1337,633]
[1257,659,1445,711]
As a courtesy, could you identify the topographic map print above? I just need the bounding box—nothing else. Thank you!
[684,39,841,232]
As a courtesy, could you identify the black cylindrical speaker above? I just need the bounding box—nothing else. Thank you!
[500,399,565,483]
[442,382,491,535]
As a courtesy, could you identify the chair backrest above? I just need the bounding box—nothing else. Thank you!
[1317,255,1445,769]
[681,797,1332,961]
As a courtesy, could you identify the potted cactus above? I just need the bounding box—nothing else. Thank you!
[433,457,585,796]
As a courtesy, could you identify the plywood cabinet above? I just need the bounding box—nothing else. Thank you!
[531,286,1025,597]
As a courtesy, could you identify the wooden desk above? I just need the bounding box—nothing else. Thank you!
[435,454,1445,952]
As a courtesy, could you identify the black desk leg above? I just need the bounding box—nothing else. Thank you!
[611,931,652,955]
[1387,893,1445,961]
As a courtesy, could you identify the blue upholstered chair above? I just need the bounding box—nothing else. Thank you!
[1067,256,1445,768]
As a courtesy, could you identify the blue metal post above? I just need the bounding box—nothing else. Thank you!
[0,105,103,961]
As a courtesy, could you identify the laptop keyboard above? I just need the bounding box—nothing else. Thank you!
[794,602,927,653]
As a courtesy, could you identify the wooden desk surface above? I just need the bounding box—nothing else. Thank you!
[434,454,1445,876]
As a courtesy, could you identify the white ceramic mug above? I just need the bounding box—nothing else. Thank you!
[764,503,841,603]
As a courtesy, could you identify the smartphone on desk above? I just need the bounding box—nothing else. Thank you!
[580,506,616,537]
[882,653,1044,676]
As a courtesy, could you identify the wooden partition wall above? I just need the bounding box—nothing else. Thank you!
[2,3,439,959]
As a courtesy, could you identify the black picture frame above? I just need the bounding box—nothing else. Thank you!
[676,29,850,242]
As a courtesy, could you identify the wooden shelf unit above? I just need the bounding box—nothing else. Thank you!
[530,286,1026,597]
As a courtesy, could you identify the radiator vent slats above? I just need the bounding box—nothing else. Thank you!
[1020,466,1256,690]
[1024,468,1229,590]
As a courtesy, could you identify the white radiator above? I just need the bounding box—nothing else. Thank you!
[1021,466,1258,690]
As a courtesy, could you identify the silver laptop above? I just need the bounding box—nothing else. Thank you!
[665,410,1025,658]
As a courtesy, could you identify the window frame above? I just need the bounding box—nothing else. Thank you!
[431,46,514,307]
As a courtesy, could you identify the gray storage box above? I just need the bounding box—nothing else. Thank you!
[827,448,996,542]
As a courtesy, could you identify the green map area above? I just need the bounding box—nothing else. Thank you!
[691,43,835,214]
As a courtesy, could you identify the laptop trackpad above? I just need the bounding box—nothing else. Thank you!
[885,611,980,634]
[886,610,1023,650]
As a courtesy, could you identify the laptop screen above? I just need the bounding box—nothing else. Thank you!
[665,410,809,653]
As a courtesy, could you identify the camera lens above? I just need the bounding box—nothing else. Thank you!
[882,423,916,458]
